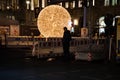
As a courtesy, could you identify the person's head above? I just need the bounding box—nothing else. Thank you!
[63,27,67,31]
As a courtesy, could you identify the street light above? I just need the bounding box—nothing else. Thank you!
[6,6,10,10]
[26,0,30,9]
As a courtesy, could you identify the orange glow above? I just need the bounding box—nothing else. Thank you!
[37,5,71,38]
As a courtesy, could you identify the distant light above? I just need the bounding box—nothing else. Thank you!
[26,1,30,4]
[115,16,120,18]
[7,6,10,10]
[74,19,78,25]
[99,28,105,33]
[26,0,30,9]
[71,27,74,33]
[68,20,72,30]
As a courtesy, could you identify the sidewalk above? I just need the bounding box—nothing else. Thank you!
[0,47,120,80]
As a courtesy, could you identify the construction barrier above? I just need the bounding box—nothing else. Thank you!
[6,36,107,60]
[33,37,106,60]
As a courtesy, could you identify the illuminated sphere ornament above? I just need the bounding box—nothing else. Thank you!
[37,5,71,37]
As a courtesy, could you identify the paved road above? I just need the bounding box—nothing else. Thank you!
[0,48,120,80]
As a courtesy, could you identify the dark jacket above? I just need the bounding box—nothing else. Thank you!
[62,30,71,43]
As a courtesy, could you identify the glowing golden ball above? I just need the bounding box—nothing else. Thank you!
[37,5,71,37]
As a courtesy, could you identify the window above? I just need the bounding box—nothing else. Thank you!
[71,1,76,8]
[11,0,19,10]
[98,16,115,34]
[31,0,34,10]
[65,2,69,8]
[35,0,39,7]
[112,0,117,6]
[70,1,75,9]
[93,0,95,6]
[78,0,82,8]
[104,0,110,6]
[42,0,46,8]
[74,19,79,25]
[73,1,76,8]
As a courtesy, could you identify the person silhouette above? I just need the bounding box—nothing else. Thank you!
[62,27,71,61]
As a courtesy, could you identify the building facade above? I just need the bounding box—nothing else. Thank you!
[0,0,120,36]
